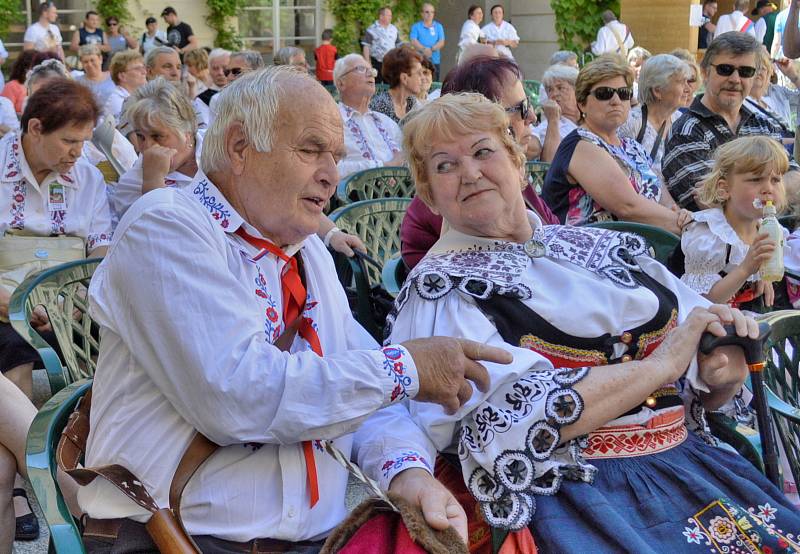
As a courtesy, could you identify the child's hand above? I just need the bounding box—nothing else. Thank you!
[756,279,775,307]
[741,232,775,275]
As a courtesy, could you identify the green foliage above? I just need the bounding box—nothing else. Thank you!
[550,0,620,54]
[328,0,432,55]
[206,0,246,50]
[0,0,20,37]
[95,0,133,25]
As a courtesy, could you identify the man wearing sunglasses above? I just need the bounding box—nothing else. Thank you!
[663,32,800,211]
[334,54,404,180]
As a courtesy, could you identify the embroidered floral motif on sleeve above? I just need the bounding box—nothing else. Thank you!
[461,365,595,530]
[193,179,231,228]
[345,112,376,161]
[380,451,431,478]
[10,181,25,229]
[87,232,112,251]
[381,346,413,401]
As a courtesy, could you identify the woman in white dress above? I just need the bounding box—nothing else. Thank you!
[481,4,519,60]
[457,5,484,63]
[387,92,800,553]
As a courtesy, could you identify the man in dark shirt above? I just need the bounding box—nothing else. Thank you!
[70,10,109,54]
[161,6,197,56]
[698,0,718,49]
[663,31,800,211]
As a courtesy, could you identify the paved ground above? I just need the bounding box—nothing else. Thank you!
[12,370,373,553]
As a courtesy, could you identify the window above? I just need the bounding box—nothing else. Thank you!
[238,0,321,64]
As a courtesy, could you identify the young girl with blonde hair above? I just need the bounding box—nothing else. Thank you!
[680,136,790,310]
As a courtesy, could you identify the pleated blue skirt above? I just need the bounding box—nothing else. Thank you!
[530,432,800,553]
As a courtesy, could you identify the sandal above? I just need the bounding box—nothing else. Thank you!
[13,487,39,541]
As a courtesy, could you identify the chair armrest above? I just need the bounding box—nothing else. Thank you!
[8,276,68,394]
[26,379,92,554]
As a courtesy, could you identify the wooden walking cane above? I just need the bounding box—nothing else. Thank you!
[700,321,781,488]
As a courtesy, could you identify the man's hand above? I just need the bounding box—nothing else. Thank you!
[402,337,510,414]
[141,145,176,193]
[31,305,51,332]
[389,468,468,544]
[328,230,366,257]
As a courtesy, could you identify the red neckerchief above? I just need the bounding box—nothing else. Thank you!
[235,227,321,508]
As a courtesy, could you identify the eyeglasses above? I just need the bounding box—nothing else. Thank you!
[224,67,245,77]
[710,63,757,78]
[505,97,531,120]
[589,86,633,101]
[341,65,378,78]
[108,22,118,26]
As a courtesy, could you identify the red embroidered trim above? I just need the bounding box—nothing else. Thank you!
[519,334,607,368]
[583,409,687,459]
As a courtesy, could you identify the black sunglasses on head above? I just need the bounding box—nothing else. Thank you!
[589,86,633,101]
[505,97,530,120]
[710,63,757,78]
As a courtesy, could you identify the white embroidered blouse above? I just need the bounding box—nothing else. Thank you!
[387,213,714,530]
[0,132,113,252]
[681,208,770,296]
[81,171,433,542]
[337,102,402,180]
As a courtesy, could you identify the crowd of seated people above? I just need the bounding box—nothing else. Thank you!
[0,18,799,554]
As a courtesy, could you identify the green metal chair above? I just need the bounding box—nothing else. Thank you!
[330,198,411,338]
[757,310,800,490]
[525,161,550,195]
[9,258,102,394]
[523,79,541,105]
[585,221,680,266]
[336,166,415,205]
[26,379,91,553]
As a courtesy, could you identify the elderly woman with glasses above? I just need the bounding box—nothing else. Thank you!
[543,56,692,233]
[530,64,580,162]
[388,91,800,553]
[334,53,404,181]
[619,54,694,180]
[369,45,422,123]
[746,47,800,145]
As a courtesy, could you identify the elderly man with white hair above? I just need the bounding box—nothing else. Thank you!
[619,54,693,180]
[335,53,405,180]
[530,64,579,162]
[197,47,230,107]
[77,66,509,551]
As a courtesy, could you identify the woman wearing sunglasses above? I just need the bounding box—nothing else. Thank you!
[543,55,692,233]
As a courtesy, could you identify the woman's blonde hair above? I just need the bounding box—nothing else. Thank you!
[699,136,788,210]
[184,48,209,72]
[402,92,526,206]
[123,77,197,139]
[109,50,143,85]
[574,55,634,106]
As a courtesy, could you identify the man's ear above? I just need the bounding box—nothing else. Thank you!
[225,121,248,176]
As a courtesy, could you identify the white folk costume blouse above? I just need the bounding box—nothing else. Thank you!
[109,132,204,220]
[481,20,520,59]
[81,171,433,542]
[337,102,402,180]
[0,132,113,252]
[387,213,718,530]
[681,208,774,296]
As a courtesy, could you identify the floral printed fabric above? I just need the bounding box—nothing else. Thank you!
[565,127,662,227]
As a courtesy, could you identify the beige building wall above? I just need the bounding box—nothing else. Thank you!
[621,0,701,55]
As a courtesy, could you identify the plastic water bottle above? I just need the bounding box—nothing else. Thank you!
[760,200,785,283]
